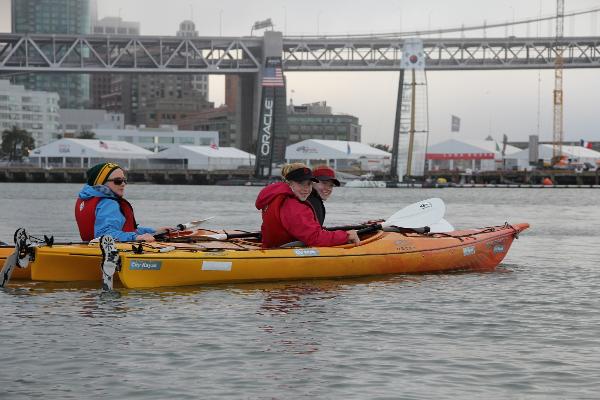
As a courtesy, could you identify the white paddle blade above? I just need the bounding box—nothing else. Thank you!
[382,198,446,229]
[428,218,455,233]
[0,251,19,287]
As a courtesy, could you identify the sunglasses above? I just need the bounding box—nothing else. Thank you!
[107,178,128,185]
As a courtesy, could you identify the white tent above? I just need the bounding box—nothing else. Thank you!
[506,144,600,170]
[147,145,255,171]
[426,138,522,172]
[286,139,391,171]
[28,138,152,169]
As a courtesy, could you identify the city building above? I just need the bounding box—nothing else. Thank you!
[93,125,219,152]
[29,138,152,169]
[58,109,125,137]
[136,92,213,128]
[0,80,60,147]
[91,16,140,35]
[102,71,211,128]
[90,16,141,108]
[101,75,139,125]
[11,0,91,109]
[100,20,211,126]
[179,75,251,152]
[285,139,391,171]
[176,20,209,100]
[287,101,361,144]
[178,106,237,148]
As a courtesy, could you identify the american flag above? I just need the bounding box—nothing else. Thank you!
[262,67,284,87]
[210,142,219,150]
[99,140,108,149]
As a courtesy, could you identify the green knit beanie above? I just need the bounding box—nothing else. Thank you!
[86,162,121,186]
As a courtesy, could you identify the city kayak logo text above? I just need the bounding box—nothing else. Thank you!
[129,260,162,270]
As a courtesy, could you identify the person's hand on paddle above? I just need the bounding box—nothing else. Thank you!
[154,226,174,236]
[136,233,156,242]
[346,230,360,246]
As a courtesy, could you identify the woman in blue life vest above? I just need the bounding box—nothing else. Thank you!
[75,162,159,242]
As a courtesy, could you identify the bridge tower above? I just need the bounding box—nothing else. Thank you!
[254,31,288,178]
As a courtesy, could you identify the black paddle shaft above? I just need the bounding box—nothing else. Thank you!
[357,224,383,236]
[222,224,372,241]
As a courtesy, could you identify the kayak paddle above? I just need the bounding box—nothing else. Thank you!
[357,198,446,235]
[201,198,446,241]
[428,218,455,233]
[153,216,215,238]
[0,228,32,288]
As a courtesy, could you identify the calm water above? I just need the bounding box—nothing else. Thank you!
[1,183,599,399]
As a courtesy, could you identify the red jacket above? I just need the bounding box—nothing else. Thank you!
[75,197,137,241]
[255,182,348,248]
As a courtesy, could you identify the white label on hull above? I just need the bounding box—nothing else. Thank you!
[201,261,232,271]
[493,244,505,254]
[463,246,476,256]
[294,249,319,256]
[130,260,162,270]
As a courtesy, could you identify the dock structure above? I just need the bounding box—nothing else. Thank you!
[422,169,600,186]
[0,166,255,185]
[0,166,598,187]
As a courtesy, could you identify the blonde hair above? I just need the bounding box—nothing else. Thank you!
[281,163,309,180]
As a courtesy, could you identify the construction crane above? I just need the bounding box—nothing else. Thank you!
[552,0,564,165]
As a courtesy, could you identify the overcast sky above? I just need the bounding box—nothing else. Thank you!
[1,0,600,145]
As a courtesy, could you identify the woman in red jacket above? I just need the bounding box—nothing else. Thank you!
[255,163,360,248]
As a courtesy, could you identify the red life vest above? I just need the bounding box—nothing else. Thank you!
[260,194,317,248]
[75,197,137,241]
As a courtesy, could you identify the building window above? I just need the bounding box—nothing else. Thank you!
[178,137,195,144]
[158,137,174,144]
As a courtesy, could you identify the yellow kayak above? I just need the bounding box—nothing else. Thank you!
[4,223,527,289]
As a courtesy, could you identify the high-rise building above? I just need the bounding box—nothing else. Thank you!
[90,16,141,109]
[11,0,91,109]
[102,21,211,126]
[92,16,140,35]
[176,20,209,100]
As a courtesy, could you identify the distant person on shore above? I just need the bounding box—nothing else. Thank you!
[75,162,160,242]
[255,163,360,248]
[307,165,341,226]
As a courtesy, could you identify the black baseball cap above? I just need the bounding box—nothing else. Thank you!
[285,167,319,183]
